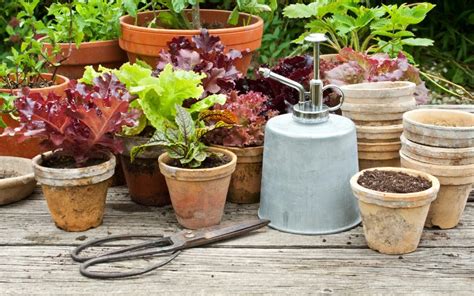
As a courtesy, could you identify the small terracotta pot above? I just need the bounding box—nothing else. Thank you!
[0,73,70,158]
[350,167,440,255]
[358,141,401,170]
[42,40,128,79]
[159,147,237,229]
[119,10,263,73]
[212,145,263,204]
[0,156,36,205]
[32,151,115,232]
[120,136,170,206]
[356,124,403,143]
[400,151,474,229]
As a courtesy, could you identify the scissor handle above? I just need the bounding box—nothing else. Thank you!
[71,234,166,263]
[323,84,345,112]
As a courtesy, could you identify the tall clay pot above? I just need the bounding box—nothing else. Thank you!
[0,73,70,158]
[119,10,263,74]
[32,151,115,232]
[350,167,440,255]
[212,145,263,204]
[120,136,170,206]
[158,147,237,229]
[42,40,128,79]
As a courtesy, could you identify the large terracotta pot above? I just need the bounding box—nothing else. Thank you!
[119,10,264,73]
[32,151,115,232]
[0,73,70,158]
[159,147,237,229]
[350,167,440,255]
[42,40,128,79]
[212,145,263,204]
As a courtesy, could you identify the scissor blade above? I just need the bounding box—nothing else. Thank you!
[181,219,270,249]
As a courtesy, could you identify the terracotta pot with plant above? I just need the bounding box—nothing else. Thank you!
[350,167,440,255]
[7,77,138,231]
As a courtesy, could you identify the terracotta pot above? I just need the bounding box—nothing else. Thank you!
[400,152,474,229]
[120,135,170,206]
[0,156,36,205]
[418,104,474,114]
[358,141,401,170]
[42,40,128,79]
[0,73,70,158]
[212,145,263,204]
[356,124,403,143]
[403,109,474,148]
[32,151,115,232]
[350,167,440,254]
[158,147,237,229]
[110,155,126,187]
[119,10,264,73]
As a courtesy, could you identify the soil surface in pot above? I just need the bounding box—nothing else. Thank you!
[168,153,231,169]
[5,79,54,89]
[358,170,432,193]
[41,154,107,169]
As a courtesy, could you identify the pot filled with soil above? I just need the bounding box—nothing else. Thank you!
[120,135,170,207]
[350,167,440,254]
[32,151,116,232]
[0,156,36,205]
[159,147,237,229]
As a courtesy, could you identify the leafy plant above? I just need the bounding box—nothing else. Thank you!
[4,75,138,165]
[206,91,278,147]
[131,104,235,168]
[156,29,243,96]
[0,93,17,128]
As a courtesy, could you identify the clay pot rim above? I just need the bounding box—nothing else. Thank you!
[399,151,474,175]
[210,144,263,155]
[356,124,403,133]
[120,9,264,34]
[0,73,70,94]
[350,167,440,204]
[40,38,120,48]
[358,141,401,147]
[401,134,474,154]
[0,156,35,188]
[341,81,416,96]
[403,109,474,131]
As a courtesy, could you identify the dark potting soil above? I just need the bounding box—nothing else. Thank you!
[8,80,54,89]
[168,153,231,169]
[42,154,107,169]
[123,156,157,175]
[357,170,432,194]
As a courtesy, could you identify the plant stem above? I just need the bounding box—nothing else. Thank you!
[420,71,474,101]
[192,3,201,29]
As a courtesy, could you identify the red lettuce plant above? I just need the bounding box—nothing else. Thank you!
[206,91,278,148]
[156,29,243,97]
[6,74,138,166]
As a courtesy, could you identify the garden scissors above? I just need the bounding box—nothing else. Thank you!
[71,219,270,279]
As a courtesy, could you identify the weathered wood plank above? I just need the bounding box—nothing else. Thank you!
[0,246,472,295]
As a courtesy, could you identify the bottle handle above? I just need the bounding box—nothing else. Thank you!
[323,84,345,112]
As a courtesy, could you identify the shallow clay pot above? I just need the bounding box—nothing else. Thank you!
[0,73,70,158]
[120,136,170,206]
[358,142,401,170]
[42,40,127,79]
[0,157,36,205]
[350,167,440,255]
[159,147,237,229]
[32,151,115,232]
[119,10,263,73]
[356,124,403,143]
[400,152,474,229]
[403,109,474,148]
[212,145,263,204]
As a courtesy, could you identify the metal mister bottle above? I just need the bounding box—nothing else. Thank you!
[258,34,361,234]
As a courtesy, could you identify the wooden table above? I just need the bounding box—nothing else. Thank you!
[1,187,473,294]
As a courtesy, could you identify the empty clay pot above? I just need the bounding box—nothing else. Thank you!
[403,109,474,148]
[358,142,401,170]
[159,147,237,229]
[400,152,474,229]
[32,151,115,232]
[356,124,403,143]
[350,167,440,254]
[0,157,36,205]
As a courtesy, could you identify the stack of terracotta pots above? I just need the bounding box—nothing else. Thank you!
[341,81,417,170]
[400,109,474,229]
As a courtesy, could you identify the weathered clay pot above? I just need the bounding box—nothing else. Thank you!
[400,152,474,229]
[159,147,237,229]
[358,142,401,170]
[356,124,403,143]
[350,167,440,254]
[32,151,115,232]
[42,40,128,79]
[403,109,474,148]
[119,10,263,73]
[0,157,36,205]
[120,136,170,206]
[212,145,263,204]
[0,73,70,158]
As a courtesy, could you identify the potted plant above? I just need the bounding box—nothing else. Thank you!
[40,0,128,79]
[6,76,138,231]
[119,0,276,73]
[132,104,237,229]
[206,91,278,203]
[350,167,440,255]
